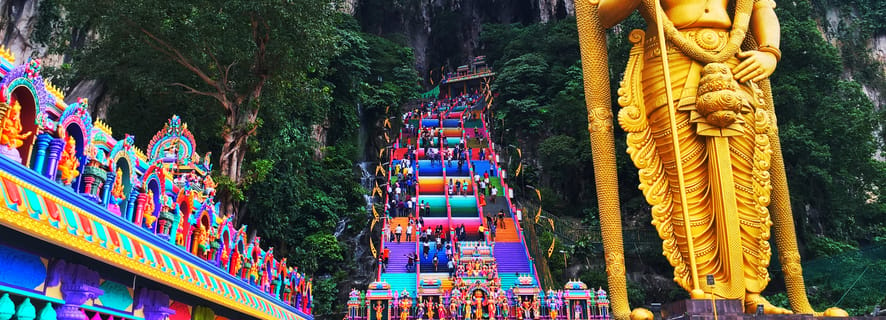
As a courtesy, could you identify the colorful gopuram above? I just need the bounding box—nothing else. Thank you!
[348,66,609,320]
[0,49,313,320]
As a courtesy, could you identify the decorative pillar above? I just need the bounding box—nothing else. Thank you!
[134,193,147,227]
[125,191,139,222]
[80,176,95,195]
[135,289,175,320]
[44,138,65,180]
[32,133,52,174]
[102,171,114,206]
[47,260,104,320]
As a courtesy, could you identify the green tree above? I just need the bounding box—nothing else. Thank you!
[56,0,341,222]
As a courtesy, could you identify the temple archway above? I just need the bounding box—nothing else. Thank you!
[11,86,37,167]
[62,122,86,192]
[114,157,133,215]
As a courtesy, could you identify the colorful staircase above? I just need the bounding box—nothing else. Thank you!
[375,90,539,301]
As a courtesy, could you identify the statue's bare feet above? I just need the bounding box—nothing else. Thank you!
[745,293,793,314]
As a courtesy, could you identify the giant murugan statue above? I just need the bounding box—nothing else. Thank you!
[575,0,846,319]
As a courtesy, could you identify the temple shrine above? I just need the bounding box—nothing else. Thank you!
[0,48,313,320]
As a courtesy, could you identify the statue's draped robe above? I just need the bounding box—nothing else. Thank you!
[618,17,774,298]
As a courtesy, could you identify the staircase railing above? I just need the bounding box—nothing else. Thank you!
[480,110,541,288]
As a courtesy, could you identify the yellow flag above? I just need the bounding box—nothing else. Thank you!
[384,132,390,143]
[370,239,377,258]
[384,118,391,128]
[515,162,523,177]
[372,206,379,220]
[548,217,555,232]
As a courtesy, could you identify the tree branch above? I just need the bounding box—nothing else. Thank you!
[170,83,225,104]
[137,26,220,92]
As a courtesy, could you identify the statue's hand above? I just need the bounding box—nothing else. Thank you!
[733,50,778,83]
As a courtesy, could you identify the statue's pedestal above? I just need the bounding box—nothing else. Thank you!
[660,299,884,320]
[0,145,21,163]
[662,299,744,320]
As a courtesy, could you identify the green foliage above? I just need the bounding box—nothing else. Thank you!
[805,236,858,259]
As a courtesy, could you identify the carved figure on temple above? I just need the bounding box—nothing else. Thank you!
[241,254,252,281]
[57,136,80,185]
[283,267,294,301]
[399,295,412,320]
[142,190,157,228]
[197,224,211,258]
[416,303,425,320]
[437,301,446,320]
[111,169,125,201]
[229,247,241,276]
[577,0,848,317]
[0,101,31,156]
[574,303,582,320]
[248,256,260,285]
[203,174,216,197]
[157,194,175,236]
[498,294,510,319]
[208,226,221,260]
[448,297,458,320]
[374,301,385,320]
[520,298,531,320]
[426,299,435,319]
[471,290,484,320]
[531,296,540,319]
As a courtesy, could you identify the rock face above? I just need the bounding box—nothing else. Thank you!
[354,0,575,76]
[0,0,108,116]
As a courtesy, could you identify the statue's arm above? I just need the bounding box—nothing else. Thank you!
[733,0,781,82]
[597,0,641,28]
[751,0,781,50]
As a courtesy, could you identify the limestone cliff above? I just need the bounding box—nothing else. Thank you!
[0,0,109,118]
[353,0,575,76]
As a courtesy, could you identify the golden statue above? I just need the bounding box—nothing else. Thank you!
[111,168,126,200]
[142,190,157,227]
[0,101,31,149]
[575,0,847,318]
[57,136,80,185]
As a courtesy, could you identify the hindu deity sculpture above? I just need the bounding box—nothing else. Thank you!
[471,290,484,320]
[439,301,447,320]
[111,169,125,203]
[282,267,294,301]
[208,226,221,260]
[142,190,157,228]
[425,300,435,320]
[574,303,583,320]
[520,298,532,320]
[0,101,31,160]
[157,194,176,236]
[498,294,510,319]
[448,297,458,320]
[203,174,217,197]
[416,303,425,320]
[577,0,849,317]
[57,136,80,185]
[228,244,240,274]
[399,294,412,320]
[374,301,385,320]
